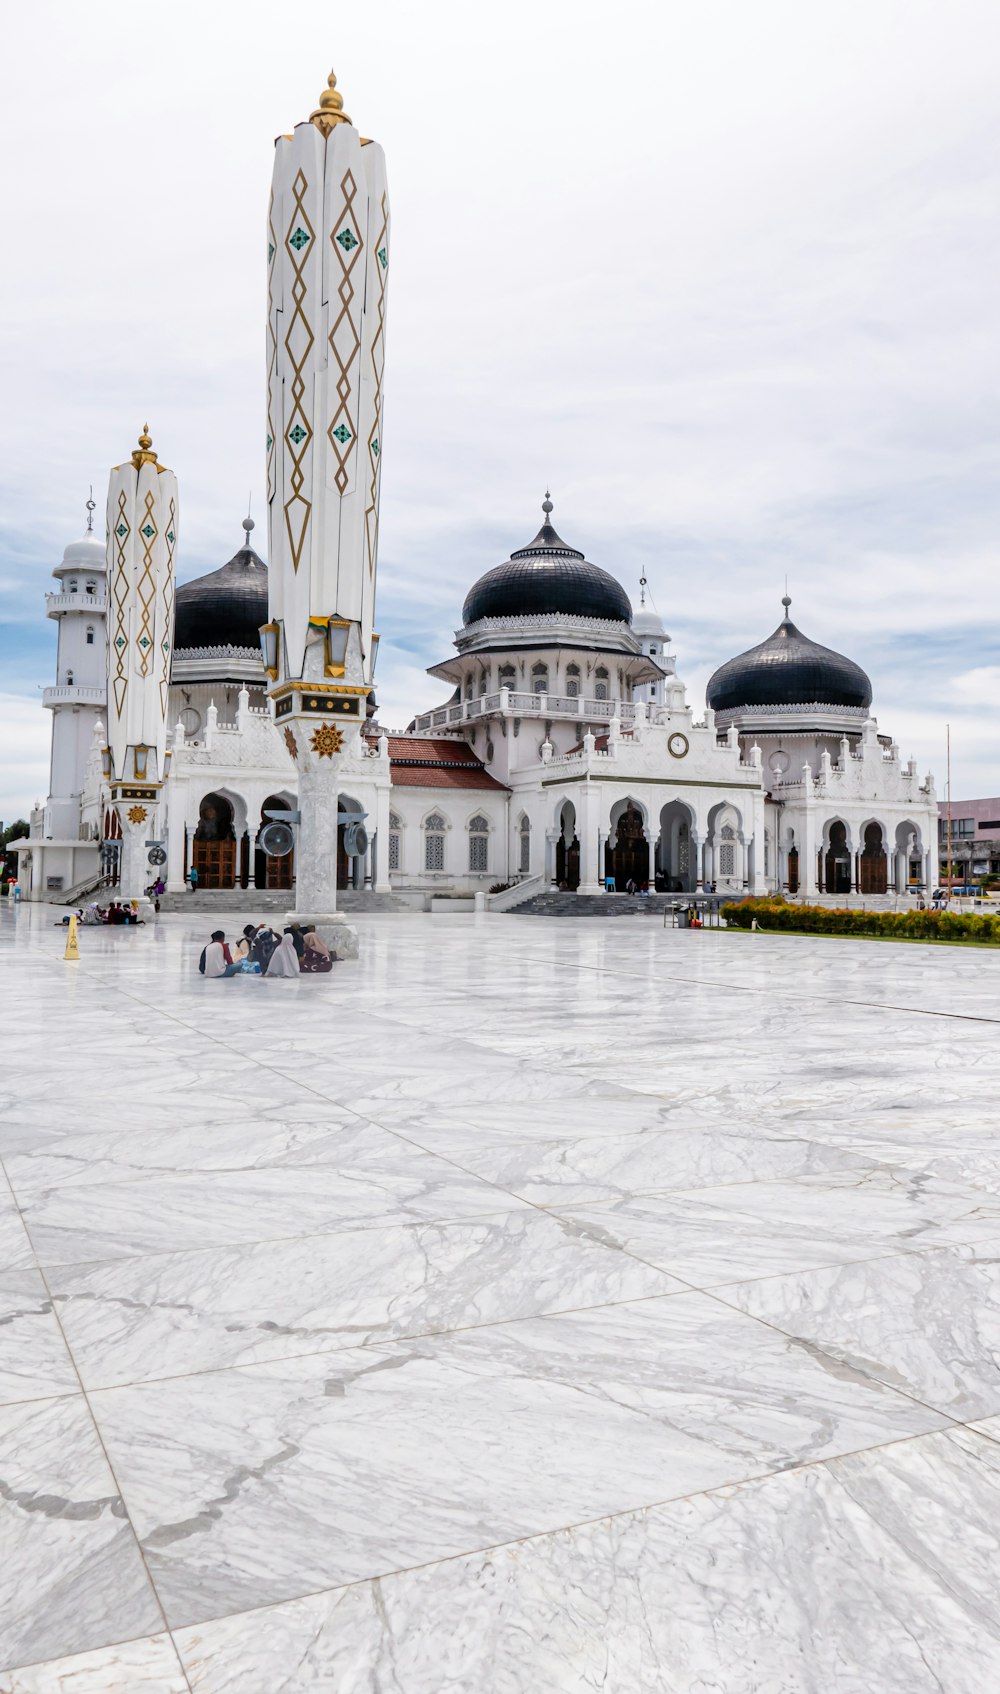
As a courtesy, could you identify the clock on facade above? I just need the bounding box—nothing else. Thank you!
[667,732,689,758]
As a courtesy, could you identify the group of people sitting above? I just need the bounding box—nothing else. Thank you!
[199,922,335,979]
[81,901,143,925]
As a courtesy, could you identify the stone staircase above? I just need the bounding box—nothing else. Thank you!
[157,889,408,915]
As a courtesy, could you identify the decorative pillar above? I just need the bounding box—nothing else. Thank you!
[104,427,178,903]
[265,69,388,951]
[166,796,187,894]
[577,777,602,894]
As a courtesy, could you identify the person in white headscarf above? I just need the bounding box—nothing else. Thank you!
[265,930,301,978]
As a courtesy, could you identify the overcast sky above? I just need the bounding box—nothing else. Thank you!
[2,0,999,821]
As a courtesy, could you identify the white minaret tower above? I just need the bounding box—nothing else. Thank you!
[631,573,675,709]
[43,494,108,840]
[104,426,179,899]
[264,68,389,923]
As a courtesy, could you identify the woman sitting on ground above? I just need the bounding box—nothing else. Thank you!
[300,928,334,973]
[265,929,302,978]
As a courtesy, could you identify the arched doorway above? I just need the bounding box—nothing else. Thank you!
[193,793,236,889]
[555,801,579,890]
[860,822,888,894]
[656,800,695,892]
[824,821,852,893]
[787,844,799,894]
[606,800,649,888]
[255,794,295,890]
[338,794,366,890]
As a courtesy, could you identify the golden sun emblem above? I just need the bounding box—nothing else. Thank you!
[283,726,299,760]
[126,804,148,824]
[310,723,344,758]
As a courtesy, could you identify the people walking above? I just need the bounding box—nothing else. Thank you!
[188,865,199,893]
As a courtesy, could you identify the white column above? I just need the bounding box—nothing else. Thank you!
[577,784,602,894]
[166,792,187,894]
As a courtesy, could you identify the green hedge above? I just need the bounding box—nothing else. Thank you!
[725,897,1000,944]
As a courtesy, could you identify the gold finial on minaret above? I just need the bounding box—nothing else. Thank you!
[131,424,159,470]
[309,69,352,136]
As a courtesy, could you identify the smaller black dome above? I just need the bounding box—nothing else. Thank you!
[174,535,268,652]
[707,598,872,714]
[462,498,632,626]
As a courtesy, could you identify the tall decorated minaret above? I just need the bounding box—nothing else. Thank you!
[263,69,389,922]
[103,427,179,899]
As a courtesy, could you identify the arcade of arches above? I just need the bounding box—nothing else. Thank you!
[188,792,296,890]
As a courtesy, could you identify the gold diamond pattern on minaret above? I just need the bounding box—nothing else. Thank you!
[283,168,317,573]
[111,489,131,719]
[135,489,158,676]
[159,493,177,719]
[365,191,389,582]
[266,188,278,506]
[327,168,363,495]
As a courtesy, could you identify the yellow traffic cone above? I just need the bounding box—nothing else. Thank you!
[64,914,80,961]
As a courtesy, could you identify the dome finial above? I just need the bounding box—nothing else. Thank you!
[639,572,648,606]
[85,486,95,533]
[310,69,352,136]
[542,489,553,519]
[131,425,159,470]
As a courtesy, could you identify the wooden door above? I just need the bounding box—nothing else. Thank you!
[193,837,236,889]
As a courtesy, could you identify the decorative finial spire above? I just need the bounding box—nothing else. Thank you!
[639,572,648,606]
[781,593,792,618]
[242,516,255,537]
[542,490,553,518]
[310,69,352,136]
[85,487,95,533]
[131,425,159,470]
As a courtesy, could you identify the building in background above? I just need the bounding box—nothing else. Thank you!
[937,799,1000,884]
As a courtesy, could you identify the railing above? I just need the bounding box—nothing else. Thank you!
[486,872,547,912]
[412,693,639,733]
[42,685,105,706]
[45,591,107,615]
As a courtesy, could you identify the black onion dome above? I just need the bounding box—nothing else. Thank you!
[462,497,632,626]
[174,522,268,651]
[707,598,872,713]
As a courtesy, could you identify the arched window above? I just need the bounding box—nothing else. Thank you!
[531,663,548,696]
[566,663,580,699]
[68,579,78,594]
[519,815,531,874]
[719,823,736,878]
[86,626,95,645]
[468,814,489,873]
[424,812,446,871]
[388,811,402,872]
[85,581,96,595]
[464,676,473,701]
[479,674,488,696]
[499,664,516,691]
[66,670,74,686]
[595,666,609,701]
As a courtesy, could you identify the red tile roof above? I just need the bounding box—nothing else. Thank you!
[387,736,509,792]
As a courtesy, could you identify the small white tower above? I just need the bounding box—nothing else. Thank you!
[631,574,674,708]
[43,494,108,839]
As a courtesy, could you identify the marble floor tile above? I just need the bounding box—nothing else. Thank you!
[3,1113,384,1203]
[554,1167,1000,1286]
[175,1424,1000,1694]
[0,1271,78,1407]
[49,1211,682,1389]
[0,1633,189,1693]
[391,1121,876,1206]
[0,1179,33,1274]
[721,1239,1000,1420]
[92,1294,944,1627]
[19,1131,527,1267]
[0,1395,163,1667]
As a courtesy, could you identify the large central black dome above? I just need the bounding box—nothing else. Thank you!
[707,598,872,714]
[462,498,632,626]
[174,522,268,652]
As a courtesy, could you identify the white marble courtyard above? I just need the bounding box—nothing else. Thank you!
[2,903,1000,1692]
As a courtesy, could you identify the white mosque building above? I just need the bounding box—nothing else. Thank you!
[13,63,937,909]
[17,487,938,907]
